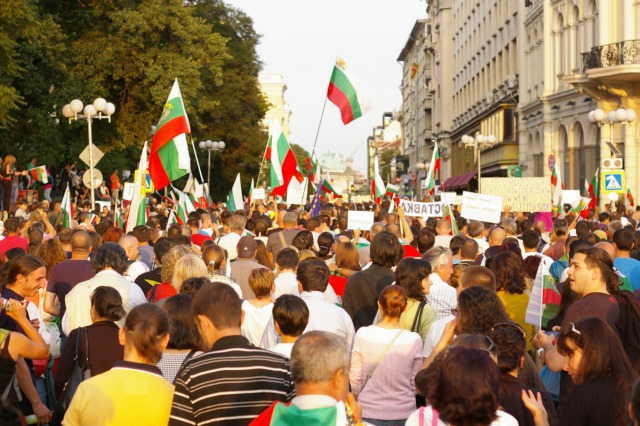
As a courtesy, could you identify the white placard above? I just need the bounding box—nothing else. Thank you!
[286,178,307,205]
[481,177,551,212]
[460,191,502,223]
[347,211,374,230]
[253,188,265,200]
[562,190,581,208]
[398,200,444,217]
[122,182,135,201]
[441,192,458,205]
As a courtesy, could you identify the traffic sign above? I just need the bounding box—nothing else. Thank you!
[601,170,626,194]
[548,154,556,172]
[79,144,104,168]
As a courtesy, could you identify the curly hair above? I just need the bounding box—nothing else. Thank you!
[160,245,194,284]
[90,242,129,274]
[427,346,501,426]
[488,323,526,374]
[489,251,526,294]
[456,286,510,335]
[36,239,66,279]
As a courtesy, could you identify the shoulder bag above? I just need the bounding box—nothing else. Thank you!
[360,329,404,392]
[51,327,92,426]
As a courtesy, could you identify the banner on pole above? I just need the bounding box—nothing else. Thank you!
[347,211,374,230]
[398,199,444,217]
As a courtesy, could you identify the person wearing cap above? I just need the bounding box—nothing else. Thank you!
[266,211,300,265]
[230,236,267,299]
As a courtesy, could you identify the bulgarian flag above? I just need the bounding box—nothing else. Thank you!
[61,184,73,229]
[114,208,122,229]
[587,168,598,211]
[149,79,191,190]
[627,187,635,208]
[321,179,342,198]
[126,142,149,233]
[29,166,48,183]
[166,210,178,231]
[327,58,363,125]
[268,119,303,197]
[442,204,459,236]
[424,141,440,196]
[252,400,356,426]
[525,257,560,329]
[247,178,255,206]
[227,173,243,212]
[371,153,385,203]
[306,154,320,187]
[385,183,399,197]
[569,197,591,217]
[551,158,564,215]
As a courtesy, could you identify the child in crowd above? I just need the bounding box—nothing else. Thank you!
[269,294,309,358]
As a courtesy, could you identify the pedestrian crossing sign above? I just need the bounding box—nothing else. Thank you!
[601,170,625,194]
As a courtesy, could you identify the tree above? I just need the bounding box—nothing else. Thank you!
[379,149,400,184]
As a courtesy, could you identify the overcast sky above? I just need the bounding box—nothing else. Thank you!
[225,0,427,174]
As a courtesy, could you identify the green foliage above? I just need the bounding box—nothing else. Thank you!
[379,149,400,183]
[0,0,268,202]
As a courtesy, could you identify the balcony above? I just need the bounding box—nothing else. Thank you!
[583,40,640,71]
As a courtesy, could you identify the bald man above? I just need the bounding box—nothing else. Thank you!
[476,226,506,266]
[44,230,96,324]
[119,234,149,282]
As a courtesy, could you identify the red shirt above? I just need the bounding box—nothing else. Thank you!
[146,282,177,303]
[0,235,28,261]
[110,174,119,190]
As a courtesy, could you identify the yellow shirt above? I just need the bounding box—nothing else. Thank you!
[63,361,174,426]
[497,290,534,351]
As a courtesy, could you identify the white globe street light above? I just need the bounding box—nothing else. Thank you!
[199,140,226,199]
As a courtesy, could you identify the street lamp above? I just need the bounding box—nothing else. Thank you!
[588,107,636,157]
[461,134,497,193]
[62,98,116,208]
[198,140,225,197]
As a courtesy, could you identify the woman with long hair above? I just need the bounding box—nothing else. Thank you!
[388,257,435,343]
[254,239,273,270]
[170,254,207,293]
[556,317,637,426]
[490,251,534,351]
[36,239,66,280]
[350,285,423,425]
[1,156,25,212]
[157,294,203,383]
[201,244,242,297]
[55,286,126,395]
[328,241,362,298]
[63,303,173,425]
[147,245,193,303]
[315,231,335,261]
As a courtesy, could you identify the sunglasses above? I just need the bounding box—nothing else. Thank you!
[491,322,526,338]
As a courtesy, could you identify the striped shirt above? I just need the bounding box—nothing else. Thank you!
[170,335,295,426]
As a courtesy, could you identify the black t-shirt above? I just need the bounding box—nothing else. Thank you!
[500,374,558,426]
[560,376,627,426]
[134,267,162,295]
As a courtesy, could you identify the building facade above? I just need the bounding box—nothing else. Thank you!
[259,73,292,139]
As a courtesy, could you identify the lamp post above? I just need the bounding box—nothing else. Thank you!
[198,140,225,196]
[588,107,636,157]
[62,98,115,208]
[461,134,497,193]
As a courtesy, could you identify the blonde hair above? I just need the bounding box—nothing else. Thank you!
[249,268,274,299]
[161,245,194,284]
[202,244,227,275]
[298,249,316,262]
[2,155,16,168]
[171,254,208,291]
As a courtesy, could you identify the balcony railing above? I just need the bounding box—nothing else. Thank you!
[582,40,640,72]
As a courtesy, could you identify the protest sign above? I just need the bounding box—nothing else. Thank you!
[122,182,135,201]
[347,211,374,230]
[481,177,551,212]
[286,178,308,205]
[561,190,580,208]
[252,188,265,200]
[460,191,502,223]
[441,192,458,205]
[398,200,443,217]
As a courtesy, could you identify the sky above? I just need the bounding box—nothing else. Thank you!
[224,0,427,174]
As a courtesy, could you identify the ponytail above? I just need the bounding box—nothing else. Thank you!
[124,304,169,364]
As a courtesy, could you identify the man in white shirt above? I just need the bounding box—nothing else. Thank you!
[62,242,146,335]
[119,234,149,282]
[468,220,489,254]
[273,248,300,298]
[260,257,354,349]
[422,246,456,320]
[433,219,453,248]
[216,214,246,260]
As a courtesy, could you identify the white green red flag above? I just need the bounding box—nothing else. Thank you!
[126,142,149,233]
[385,184,399,197]
[526,256,560,329]
[149,79,191,190]
[371,153,385,203]
[327,58,363,125]
[227,173,243,212]
[61,184,72,229]
[30,166,48,183]
[247,178,255,205]
[551,159,564,214]
[320,179,342,198]
[306,154,320,186]
[442,204,459,236]
[166,210,177,231]
[114,209,122,229]
[627,188,635,208]
[424,141,440,196]
[268,119,303,197]
[570,197,591,217]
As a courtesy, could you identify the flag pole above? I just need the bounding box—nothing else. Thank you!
[310,97,328,161]
[190,138,206,187]
[255,127,272,190]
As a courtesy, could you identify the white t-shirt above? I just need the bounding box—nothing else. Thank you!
[269,343,294,359]
[241,300,274,346]
[405,406,518,426]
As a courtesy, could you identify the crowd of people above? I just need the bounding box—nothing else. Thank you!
[2,191,640,425]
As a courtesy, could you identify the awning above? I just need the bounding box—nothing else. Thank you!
[442,171,477,190]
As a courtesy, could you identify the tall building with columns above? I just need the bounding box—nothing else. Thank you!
[259,73,292,139]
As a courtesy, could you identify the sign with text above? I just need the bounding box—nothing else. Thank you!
[252,188,265,200]
[122,182,135,201]
[347,211,374,230]
[286,178,308,205]
[398,200,444,217]
[481,177,551,212]
[460,191,502,223]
